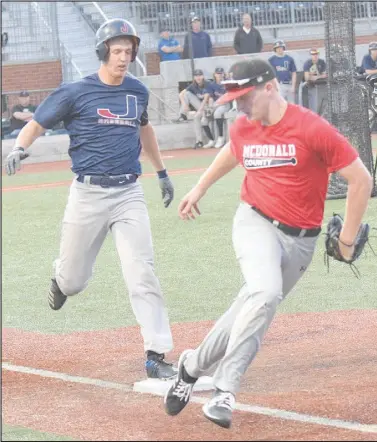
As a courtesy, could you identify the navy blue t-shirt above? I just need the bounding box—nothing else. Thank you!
[303,58,326,75]
[361,54,377,71]
[186,81,212,101]
[33,74,149,176]
[268,54,297,83]
[208,81,226,102]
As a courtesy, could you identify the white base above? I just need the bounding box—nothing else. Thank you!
[133,376,213,396]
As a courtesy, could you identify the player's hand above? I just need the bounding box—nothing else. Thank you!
[159,176,174,208]
[5,147,29,176]
[338,234,356,261]
[178,185,206,220]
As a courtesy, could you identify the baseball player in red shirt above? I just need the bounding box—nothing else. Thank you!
[163,58,373,428]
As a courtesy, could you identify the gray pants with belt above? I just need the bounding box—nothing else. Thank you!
[279,83,295,103]
[184,203,318,395]
[54,178,173,354]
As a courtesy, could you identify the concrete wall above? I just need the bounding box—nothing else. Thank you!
[1,122,198,165]
[143,42,373,121]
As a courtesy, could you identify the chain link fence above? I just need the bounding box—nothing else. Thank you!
[2,2,76,83]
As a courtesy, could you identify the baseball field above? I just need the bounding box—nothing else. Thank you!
[2,138,377,441]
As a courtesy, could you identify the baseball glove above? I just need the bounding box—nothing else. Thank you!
[324,213,371,277]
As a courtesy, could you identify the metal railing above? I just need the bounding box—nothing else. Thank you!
[136,1,377,34]
[31,2,82,81]
[1,2,59,62]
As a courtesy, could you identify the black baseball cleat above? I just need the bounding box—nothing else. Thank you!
[145,352,178,380]
[164,349,197,416]
[202,389,235,429]
[48,278,67,311]
[194,141,204,149]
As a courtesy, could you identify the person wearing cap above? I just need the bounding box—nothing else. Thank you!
[361,42,377,75]
[158,28,182,62]
[302,48,327,113]
[182,16,212,60]
[233,13,263,55]
[164,57,372,428]
[201,67,232,149]
[303,48,327,83]
[9,91,37,137]
[175,69,213,149]
[268,40,297,103]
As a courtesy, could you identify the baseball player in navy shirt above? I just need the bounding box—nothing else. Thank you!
[361,41,377,75]
[5,19,177,380]
[268,40,297,103]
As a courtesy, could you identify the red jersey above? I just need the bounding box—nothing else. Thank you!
[230,104,359,229]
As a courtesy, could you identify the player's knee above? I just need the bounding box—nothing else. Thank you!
[56,277,88,297]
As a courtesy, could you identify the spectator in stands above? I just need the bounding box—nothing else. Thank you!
[361,41,377,75]
[302,48,327,113]
[1,31,9,48]
[182,17,212,60]
[201,67,232,149]
[174,69,213,149]
[268,40,297,103]
[158,28,183,62]
[9,91,37,137]
[233,13,263,55]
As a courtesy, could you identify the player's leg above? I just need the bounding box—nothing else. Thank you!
[201,113,215,148]
[109,182,175,379]
[213,104,230,148]
[184,92,205,148]
[50,179,109,310]
[165,204,283,420]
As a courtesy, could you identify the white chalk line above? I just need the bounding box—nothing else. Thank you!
[3,362,377,434]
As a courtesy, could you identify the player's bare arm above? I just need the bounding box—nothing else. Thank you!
[14,119,47,149]
[336,158,373,259]
[141,122,175,208]
[140,122,166,172]
[5,120,47,176]
[178,142,238,220]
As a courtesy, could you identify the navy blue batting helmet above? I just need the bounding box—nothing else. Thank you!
[273,39,286,51]
[95,18,140,62]
[369,41,377,51]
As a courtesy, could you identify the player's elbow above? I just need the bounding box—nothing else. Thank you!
[339,158,373,190]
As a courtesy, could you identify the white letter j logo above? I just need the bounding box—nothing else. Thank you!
[97,95,138,120]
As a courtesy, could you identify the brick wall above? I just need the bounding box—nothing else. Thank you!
[145,34,375,75]
[2,60,62,92]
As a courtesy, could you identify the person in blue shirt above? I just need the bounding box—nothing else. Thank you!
[302,48,327,113]
[4,19,177,381]
[201,67,232,149]
[158,28,182,62]
[268,40,297,103]
[182,16,212,60]
[361,41,377,75]
[174,69,213,149]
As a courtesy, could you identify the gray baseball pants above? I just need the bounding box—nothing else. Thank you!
[54,178,173,354]
[180,91,204,143]
[184,203,318,395]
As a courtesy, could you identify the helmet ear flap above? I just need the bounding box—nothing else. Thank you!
[96,42,109,62]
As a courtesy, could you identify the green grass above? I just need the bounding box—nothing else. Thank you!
[2,424,76,441]
[1,155,214,188]
[2,161,377,334]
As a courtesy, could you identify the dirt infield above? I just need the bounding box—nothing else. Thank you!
[3,310,377,440]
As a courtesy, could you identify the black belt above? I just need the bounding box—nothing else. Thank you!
[251,206,321,238]
[280,81,292,85]
[76,174,138,188]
